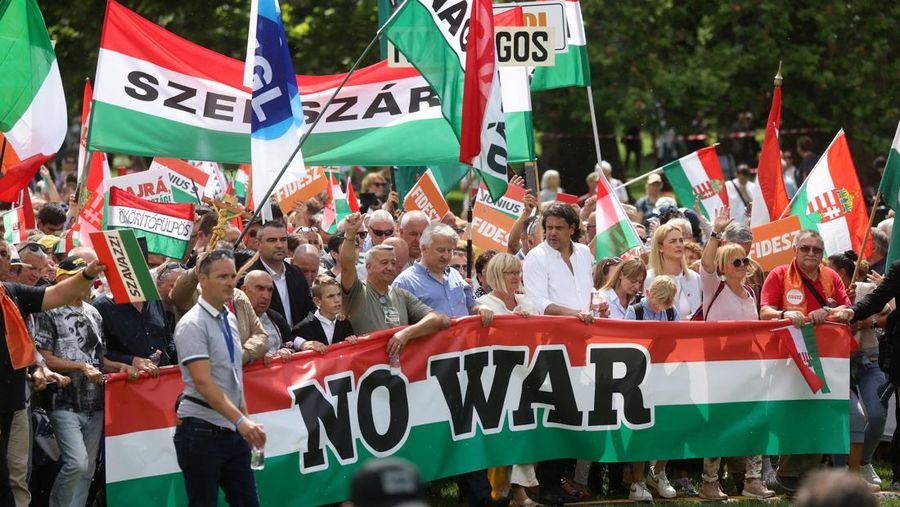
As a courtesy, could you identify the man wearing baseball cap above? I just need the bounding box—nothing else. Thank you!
[635,172,664,221]
[346,458,429,507]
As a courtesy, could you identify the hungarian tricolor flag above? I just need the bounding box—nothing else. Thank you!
[2,207,28,244]
[661,146,729,219]
[0,0,67,201]
[233,163,251,206]
[90,229,160,304]
[149,157,209,203]
[787,130,872,258]
[750,76,791,227]
[595,172,641,260]
[323,173,359,234]
[882,121,900,266]
[776,324,832,393]
[106,186,195,259]
[531,0,590,91]
[495,7,535,163]
[75,80,111,249]
[385,0,508,201]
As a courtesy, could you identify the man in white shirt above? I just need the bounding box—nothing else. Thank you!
[725,164,757,225]
[524,202,607,320]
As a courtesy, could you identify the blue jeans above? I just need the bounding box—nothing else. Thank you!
[853,353,888,463]
[173,418,259,507]
[48,410,103,507]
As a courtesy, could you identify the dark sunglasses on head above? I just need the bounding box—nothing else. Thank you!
[450,264,465,271]
[798,245,824,255]
[731,257,751,268]
[298,226,319,233]
[370,228,393,237]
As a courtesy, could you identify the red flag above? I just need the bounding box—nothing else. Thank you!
[459,0,500,165]
[750,81,791,226]
[346,178,359,213]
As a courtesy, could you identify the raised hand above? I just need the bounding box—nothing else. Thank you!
[713,205,733,235]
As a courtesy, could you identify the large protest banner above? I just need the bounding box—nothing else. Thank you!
[105,317,851,506]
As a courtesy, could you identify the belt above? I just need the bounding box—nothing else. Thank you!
[179,416,234,432]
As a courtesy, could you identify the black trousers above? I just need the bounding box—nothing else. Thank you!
[0,411,14,507]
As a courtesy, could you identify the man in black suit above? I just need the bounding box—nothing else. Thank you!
[249,221,315,327]
[292,276,356,353]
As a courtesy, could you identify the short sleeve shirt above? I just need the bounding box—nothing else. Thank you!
[0,282,46,413]
[33,304,106,412]
[174,298,243,429]
[392,262,475,318]
[343,279,432,336]
[760,264,850,314]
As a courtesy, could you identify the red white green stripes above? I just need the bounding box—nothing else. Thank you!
[2,207,28,244]
[661,146,729,218]
[787,130,871,257]
[104,318,851,506]
[595,172,641,259]
[0,0,67,199]
[106,186,195,259]
[776,323,829,393]
[531,0,590,91]
[89,229,160,304]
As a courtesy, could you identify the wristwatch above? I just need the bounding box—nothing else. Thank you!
[710,231,722,240]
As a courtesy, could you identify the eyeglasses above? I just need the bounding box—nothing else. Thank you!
[17,242,47,254]
[798,245,824,255]
[370,228,393,237]
[503,270,522,276]
[298,226,319,233]
[454,227,467,235]
[356,231,368,240]
[450,264,465,271]
[731,257,751,268]
[370,181,386,188]
[158,262,186,277]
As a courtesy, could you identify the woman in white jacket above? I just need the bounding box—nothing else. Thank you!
[644,222,701,319]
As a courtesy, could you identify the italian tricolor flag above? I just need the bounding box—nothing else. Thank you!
[0,0,67,201]
[90,229,160,304]
[531,0,590,91]
[787,130,871,258]
[882,121,900,266]
[385,0,508,201]
[2,207,28,244]
[595,172,641,260]
[106,186,195,259]
[776,324,832,393]
[662,146,729,219]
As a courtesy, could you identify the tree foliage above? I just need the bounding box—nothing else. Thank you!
[41,0,898,185]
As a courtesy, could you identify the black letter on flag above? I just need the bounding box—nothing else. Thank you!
[587,346,652,427]
[512,348,583,428]
[357,370,409,453]
[124,71,159,101]
[293,375,355,470]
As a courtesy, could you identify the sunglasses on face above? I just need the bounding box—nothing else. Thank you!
[356,231,368,239]
[370,228,393,237]
[798,245,824,255]
[371,181,386,188]
[731,257,751,268]
[450,264,465,271]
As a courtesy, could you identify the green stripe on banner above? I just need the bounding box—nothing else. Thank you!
[384,0,466,138]
[120,231,160,300]
[800,325,830,394]
[531,44,590,92]
[106,399,847,507]
[89,102,462,167]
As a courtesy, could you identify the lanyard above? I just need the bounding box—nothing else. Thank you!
[220,308,236,364]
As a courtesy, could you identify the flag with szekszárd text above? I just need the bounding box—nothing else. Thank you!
[595,171,641,260]
[2,207,28,244]
[661,146,729,219]
[775,323,830,393]
[0,0,67,201]
[530,0,590,91]
[384,0,508,201]
[787,130,871,258]
[88,1,461,168]
[881,121,900,266]
[106,187,195,259]
[89,229,160,304]
[104,317,853,506]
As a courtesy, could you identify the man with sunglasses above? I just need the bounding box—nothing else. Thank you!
[363,210,396,253]
[759,229,850,495]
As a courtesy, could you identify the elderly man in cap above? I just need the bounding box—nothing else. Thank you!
[33,257,138,507]
[635,173,663,220]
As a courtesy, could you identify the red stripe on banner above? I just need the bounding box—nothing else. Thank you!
[105,317,854,435]
[101,2,421,95]
[154,157,210,185]
[90,231,129,302]
[107,186,194,220]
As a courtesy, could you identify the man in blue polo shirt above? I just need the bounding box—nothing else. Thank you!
[391,222,500,507]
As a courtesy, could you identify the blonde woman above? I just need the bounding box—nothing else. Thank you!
[698,206,774,499]
[476,253,538,506]
[644,222,702,319]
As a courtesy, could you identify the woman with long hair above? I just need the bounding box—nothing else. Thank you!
[644,222,702,319]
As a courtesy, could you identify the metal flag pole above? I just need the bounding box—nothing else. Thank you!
[235,0,410,246]
[585,85,603,166]
[850,192,881,284]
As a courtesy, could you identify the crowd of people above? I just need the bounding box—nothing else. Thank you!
[0,156,895,507]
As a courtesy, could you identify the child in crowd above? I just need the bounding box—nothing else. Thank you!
[292,275,356,352]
